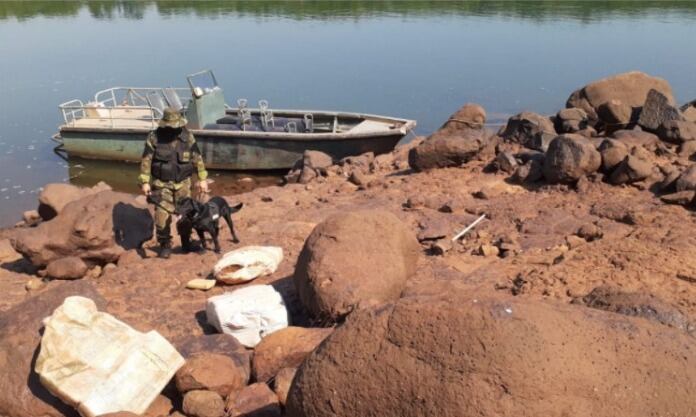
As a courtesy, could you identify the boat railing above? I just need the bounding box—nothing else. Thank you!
[59,101,164,129]
[59,99,86,125]
[94,87,191,110]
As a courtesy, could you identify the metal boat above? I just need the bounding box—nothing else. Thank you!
[54,70,416,170]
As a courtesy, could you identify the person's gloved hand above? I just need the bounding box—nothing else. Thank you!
[198,180,209,194]
[141,183,151,196]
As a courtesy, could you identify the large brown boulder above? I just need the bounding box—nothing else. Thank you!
[45,256,88,280]
[566,71,675,126]
[252,326,333,383]
[543,134,602,183]
[408,104,489,171]
[287,289,696,417]
[0,281,104,417]
[501,111,556,149]
[12,190,153,267]
[294,210,420,321]
[175,352,250,397]
[38,182,111,221]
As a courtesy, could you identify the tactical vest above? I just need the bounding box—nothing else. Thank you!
[150,130,195,183]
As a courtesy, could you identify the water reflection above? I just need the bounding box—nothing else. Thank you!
[66,157,283,197]
[2,1,696,22]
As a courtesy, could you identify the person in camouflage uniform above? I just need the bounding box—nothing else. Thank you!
[139,107,208,258]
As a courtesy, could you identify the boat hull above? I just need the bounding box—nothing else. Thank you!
[59,128,409,170]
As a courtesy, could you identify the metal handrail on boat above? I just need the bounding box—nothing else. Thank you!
[58,102,163,129]
[94,87,191,108]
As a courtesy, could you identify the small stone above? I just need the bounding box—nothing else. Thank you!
[261,196,273,202]
[225,383,280,417]
[478,244,500,257]
[25,278,45,291]
[182,390,225,417]
[660,191,695,205]
[609,155,653,185]
[566,235,586,249]
[186,279,216,291]
[597,99,632,126]
[577,224,603,241]
[45,256,88,280]
[348,170,367,186]
[103,263,117,273]
[598,139,629,172]
[86,265,102,279]
[676,165,696,192]
[430,239,452,256]
[22,210,41,225]
[494,152,518,173]
[175,352,249,397]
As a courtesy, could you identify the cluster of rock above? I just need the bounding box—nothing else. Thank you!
[9,183,153,280]
[406,71,696,209]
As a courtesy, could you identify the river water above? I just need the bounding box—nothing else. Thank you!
[1,1,696,226]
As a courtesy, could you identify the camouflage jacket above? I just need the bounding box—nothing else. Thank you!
[138,128,208,186]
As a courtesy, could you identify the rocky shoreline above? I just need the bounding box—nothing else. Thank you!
[1,70,696,417]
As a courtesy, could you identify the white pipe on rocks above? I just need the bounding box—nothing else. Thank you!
[451,214,487,242]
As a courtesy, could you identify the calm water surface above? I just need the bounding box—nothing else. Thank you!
[1,1,696,226]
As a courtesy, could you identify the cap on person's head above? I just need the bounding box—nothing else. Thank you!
[159,107,187,128]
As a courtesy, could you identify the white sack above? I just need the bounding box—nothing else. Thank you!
[206,285,288,347]
[35,296,185,417]
[213,246,283,284]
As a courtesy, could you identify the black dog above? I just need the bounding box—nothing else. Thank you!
[175,196,242,253]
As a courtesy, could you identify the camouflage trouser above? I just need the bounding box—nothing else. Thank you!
[152,178,191,246]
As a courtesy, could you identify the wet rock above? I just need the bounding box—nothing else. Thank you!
[45,256,88,280]
[555,107,589,133]
[598,139,629,172]
[494,151,518,173]
[175,352,249,397]
[38,182,111,221]
[500,112,556,148]
[12,190,153,267]
[675,165,696,191]
[35,296,185,417]
[182,390,225,417]
[574,286,693,334]
[657,120,696,144]
[226,383,281,417]
[287,290,696,417]
[543,134,601,183]
[597,99,632,128]
[566,71,675,125]
[252,326,333,383]
[294,210,420,321]
[660,191,695,205]
[608,155,653,185]
[638,89,683,132]
[273,367,297,406]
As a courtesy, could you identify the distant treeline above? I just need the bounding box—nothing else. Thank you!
[2,1,696,22]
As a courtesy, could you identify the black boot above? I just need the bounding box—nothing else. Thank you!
[158,241,172,259]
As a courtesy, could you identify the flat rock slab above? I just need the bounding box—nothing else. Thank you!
[35,296,185,417]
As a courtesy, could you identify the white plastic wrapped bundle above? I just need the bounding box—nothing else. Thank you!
[213,246,283,285]
[206,285,289,348]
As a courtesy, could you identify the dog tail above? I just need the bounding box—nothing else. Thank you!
[230,202,243,213]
